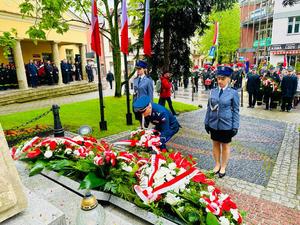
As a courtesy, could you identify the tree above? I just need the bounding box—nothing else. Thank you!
[129,0,237,81]
[0,0,124,97]
[195,4,240,64]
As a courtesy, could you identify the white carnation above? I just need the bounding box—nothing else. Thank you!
[178,167,186,175]
[64,148,72,154]
[73,135,84,141]
[165,173,174,181]
[168,163,177,170]
[164,193,181,206]
[219,216,230,225]
[44,150,53,158]
[230,209,239,221]
[207,185,215,193]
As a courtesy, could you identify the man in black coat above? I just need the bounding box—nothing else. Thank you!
[86,63,94,82]
[281,66,298,112]
[106,70,114,89]
[246,66,260,108]
[45,61,54,85]
[61,59,69,84]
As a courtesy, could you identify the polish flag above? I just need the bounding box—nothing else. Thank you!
[120,0,129,54]
[143,0,151,56]
[283,54,287,67]
[91,0,101,56]
[212,22,219,46]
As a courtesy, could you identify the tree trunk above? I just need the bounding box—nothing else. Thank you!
[163,24,170,71]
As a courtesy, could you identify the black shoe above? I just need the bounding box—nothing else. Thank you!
[213,167,221,175]
[218,172,226,178]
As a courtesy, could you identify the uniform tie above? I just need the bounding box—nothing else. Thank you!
[219,88,223,98]
[138,77,141,86]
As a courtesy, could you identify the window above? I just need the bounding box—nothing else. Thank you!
[65,49,73,62]
[287,16,300,34]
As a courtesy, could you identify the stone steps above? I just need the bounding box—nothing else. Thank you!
[0,82,99,106]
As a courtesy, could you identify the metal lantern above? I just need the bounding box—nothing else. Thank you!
[76,191,105,225]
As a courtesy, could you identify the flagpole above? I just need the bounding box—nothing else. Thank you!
[96,55,107,130]
[123,53,133,125]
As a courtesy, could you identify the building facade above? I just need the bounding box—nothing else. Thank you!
[0,1,89,89]
[270,0,300,70]
[239,0,274,64]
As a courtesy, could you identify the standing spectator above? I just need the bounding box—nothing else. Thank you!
[246,66,260,108]
[293,73,300,107]
[231,66,242,90]
[281,66,298,112]
[67,60,74,82]
[53,63,59,84]
[158,71,178,115]
[86,63,94,82]
[28,60,38,88]
[133,60,154,124]
[61,59,69,84]
[45,60,54,85]
[204,66,240,178]
[75,61,82,81]
[106,70,114,89]
[0,63,5,90]
[262,71,273,110]
[192,69,199,92]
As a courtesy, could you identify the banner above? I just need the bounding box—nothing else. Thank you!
[208,46,216,58]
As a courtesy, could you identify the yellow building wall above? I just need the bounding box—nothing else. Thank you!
[0,1,88,44]
[59,45,80,62]
[21,41,52,63]
[0,48,9,64]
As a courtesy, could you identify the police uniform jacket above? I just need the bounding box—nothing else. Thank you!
[246,73,260,93]
[205,86,240,130]
[28,63,38,76]
[146,103,179,146]
[281,75,298,98]
[133,75,154,102]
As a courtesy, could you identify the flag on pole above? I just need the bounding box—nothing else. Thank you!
[91,0,101,56]
[212,22,219,46]
[143,0,151,56]
[283,54,287,67]
[121,0,129,54]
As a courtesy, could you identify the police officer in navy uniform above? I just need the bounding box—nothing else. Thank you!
[281,66,298,112]
[133,95,180,150]
[204,66,240,178]
[133,60,154,123]
[246,65,260,108]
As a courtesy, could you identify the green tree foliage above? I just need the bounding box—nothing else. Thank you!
[195,4,240,64]
[0,29,17,58]
[129,0,237,81]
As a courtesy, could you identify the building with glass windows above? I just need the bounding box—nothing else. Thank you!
[239,0,274,64]
[270,0,300,71]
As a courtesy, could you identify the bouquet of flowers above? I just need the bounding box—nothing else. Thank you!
[114,129,161,153]
[11,132,245,224]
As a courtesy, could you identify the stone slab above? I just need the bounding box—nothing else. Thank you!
[2,187,65,225]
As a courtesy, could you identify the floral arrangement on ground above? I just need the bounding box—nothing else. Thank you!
[11,129,245,225]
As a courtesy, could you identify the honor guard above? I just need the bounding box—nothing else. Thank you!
[133,95,180,150]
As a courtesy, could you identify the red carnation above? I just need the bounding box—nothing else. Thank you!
[49,141,57,150]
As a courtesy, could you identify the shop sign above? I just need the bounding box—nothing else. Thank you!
[250,8,266,20]
[253,38,272,47]
[270,43,300,51]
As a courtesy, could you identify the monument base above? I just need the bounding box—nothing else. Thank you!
[2,187,65,225]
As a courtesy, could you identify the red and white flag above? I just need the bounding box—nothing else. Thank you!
[120,0,129,54]
[91,0,101,56]
[283,54,287,67]
[212,22,219,46]
[143,0,151,56]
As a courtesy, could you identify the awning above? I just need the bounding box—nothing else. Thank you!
[271,50,300,55]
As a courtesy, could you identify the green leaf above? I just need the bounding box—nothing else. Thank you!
[79,172,106,190]
[206,212,219,225]
[47,159,75,171]
[188,211,199,222]
[29,160,45,176]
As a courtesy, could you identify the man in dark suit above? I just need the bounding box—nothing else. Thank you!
[86,63,94,82]
[61,59,69,84]
[281,66,298,112]
[28,60,38,88]
[246,66,260,108]
[106,71,114,89]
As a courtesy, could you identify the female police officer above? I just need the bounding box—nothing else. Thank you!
[204,66,240,178]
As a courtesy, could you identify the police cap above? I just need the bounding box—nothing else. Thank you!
[135,60,148,69]
[216,66,233,77]
[133,95,150,112]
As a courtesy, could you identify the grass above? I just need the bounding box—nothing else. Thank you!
[0,96,198,138]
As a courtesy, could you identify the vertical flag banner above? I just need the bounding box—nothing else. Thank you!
[283,54,287,67]
[121,0,129,54]
[212,21,219,46]
[91,0,101,56]
[208,46,216,58]
[143,0,151,56]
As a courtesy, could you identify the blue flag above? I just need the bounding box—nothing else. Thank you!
[209,46,216,58]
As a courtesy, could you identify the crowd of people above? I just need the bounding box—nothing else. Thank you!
[0,63,18,90]
[190,62,300,112]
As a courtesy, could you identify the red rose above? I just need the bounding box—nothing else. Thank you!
[27,148,42,158]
